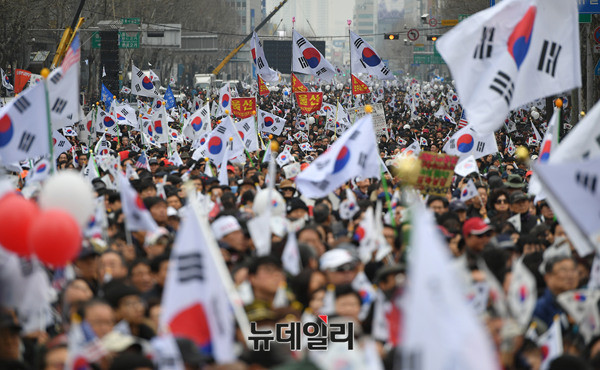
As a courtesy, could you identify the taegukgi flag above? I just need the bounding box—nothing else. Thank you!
[436,0,581,133]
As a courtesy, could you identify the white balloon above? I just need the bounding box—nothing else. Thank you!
[38,170,95,228]
[307,117,315,124]
[325,85,331,91]
[431,101,436,107]
[252,189,286,217]
[531,111,540,120]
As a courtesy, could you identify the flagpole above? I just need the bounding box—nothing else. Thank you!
[40,68,55,174]
[347,20,354,107]
[291,18,296,113]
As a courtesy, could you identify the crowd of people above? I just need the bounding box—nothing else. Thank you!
[0,75,596,370]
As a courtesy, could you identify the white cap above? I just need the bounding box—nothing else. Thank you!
[167,206,178,217]
[320,249,354,271]
[211,216,241,240]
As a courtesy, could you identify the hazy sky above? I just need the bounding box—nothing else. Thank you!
[329,0,356,36]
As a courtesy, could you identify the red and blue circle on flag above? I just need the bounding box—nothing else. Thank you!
[0,115,14,147]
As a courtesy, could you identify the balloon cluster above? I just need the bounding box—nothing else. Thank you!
[0,171,95,266]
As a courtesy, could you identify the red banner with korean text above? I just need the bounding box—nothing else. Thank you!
[14,69,32,94]
[351,74,371,95]
[291,73,308,93]
[231,97,256,119]
[257,75,270,96]
[295,92,323,115]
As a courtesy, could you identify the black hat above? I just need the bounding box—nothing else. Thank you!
[149,158,159,165]
[510,191,528,204]
[286,197,308,214]
[109,351,153,370]
[506,174,525,189]
[374,264,405,284]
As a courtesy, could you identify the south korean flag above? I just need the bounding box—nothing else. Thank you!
[349,31,394,80]
[131,63,160,98]
[95,109,120,136]
[292,30,336,83]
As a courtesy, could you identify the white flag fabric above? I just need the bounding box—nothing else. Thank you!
[507,257,537,330]
[550,100,600,164]
[150,334,185,370]
[399,141,421,159]
[454,155,479,177]
[333,102,351,134]
[436,0,581,133]
[295,115,381,198]
[349,30,394,80]
[402,205,498,370]
[183,103,211,141]
[0,82,50,165]
[235,117,259,152]
[117,172,159,233]
[292,30,336,82]
[282,230,301,276]
[53,130,72,159]
[159,207,235,363]
[507,136,516,156]
[149,69,160,82]
[534,156,600,256]
[218,84,232,116]
[218,140,231,186]
[443,126,498,159]
[48,34,80,130]
[276,150,293,168]
[94,108,120,136]
[131,63,160,98]
[531,121,543,142]
[112,101,139,129]
[151,106,169,144]
[257,109,285,136]
[460,179,479,202]
[27,158,51,184]
[1,68,13,90]
[251,32,279,83]
[537,317,563,370]
[205,116,244,166]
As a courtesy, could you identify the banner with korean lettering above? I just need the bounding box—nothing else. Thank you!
[257,75,270,96]
[295,92,323,115]
[416,152,459,196]
[351,74,370,95]
[291,73,308,93]
[231,97,256,119]
[14,69,32,94]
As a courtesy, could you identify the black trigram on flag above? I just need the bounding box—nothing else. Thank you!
[257,57,265,69]
[537,40,562,77]
[50,72,62,84]
[353,38,364,49]
[298,57,309,69]
[473,27,495,60]
[18,132,35,152]
[137,70,144,78]
[296,37,307,48]
[216,125,227,134]
[51,98,68,114]
[489,70,514,106]
[242,122,250,131]
[575,172,597,194]
[177,252,204,283]
[14,96,31,114]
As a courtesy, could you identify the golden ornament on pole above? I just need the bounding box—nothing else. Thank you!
[515,146,529,162]
[391,156,422,186]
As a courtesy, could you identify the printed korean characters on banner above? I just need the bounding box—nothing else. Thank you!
[295,92,323,115]
[231,97,256,119]
[416,152,459,196]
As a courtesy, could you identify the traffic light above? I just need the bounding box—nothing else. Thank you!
[384,33,400,40]
[427,35,440,41]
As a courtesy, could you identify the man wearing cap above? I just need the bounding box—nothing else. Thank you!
[286,197,309,221]
[508,191,538,234]
[211,215,248,267]
[462,217,492,269]
[505,174,526,194]
[149,158,159,174]
[319,249,359,285]
[278,179,296,200]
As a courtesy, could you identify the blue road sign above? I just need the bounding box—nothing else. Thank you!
[579,1,600,14]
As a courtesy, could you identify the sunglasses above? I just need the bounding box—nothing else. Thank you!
[495,199,508,204]
[281,187,295,192]
[475,232,492,238]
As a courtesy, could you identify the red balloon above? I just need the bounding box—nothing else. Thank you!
[0,193,39,256]
[29,209,82,267]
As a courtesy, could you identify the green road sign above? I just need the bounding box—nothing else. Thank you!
[121,17,141,25]
[91,31,140,49]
